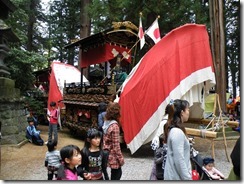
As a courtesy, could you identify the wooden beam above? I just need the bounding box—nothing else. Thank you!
[187,118,239,128]
[186,127,217,138]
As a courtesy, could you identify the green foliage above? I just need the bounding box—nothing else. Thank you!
[5,48,47,93]
[24,94,46,116]
[47,0,81,63]
[87,0,210,36]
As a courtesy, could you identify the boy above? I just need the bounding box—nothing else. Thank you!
[47,101,59,143]
[26,117,43,145]
[45,140,61,180]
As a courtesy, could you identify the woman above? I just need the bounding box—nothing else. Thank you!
[102,102,124,180]
[164,99,192,180]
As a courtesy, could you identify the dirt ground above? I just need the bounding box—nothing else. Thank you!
[0,124,239,180]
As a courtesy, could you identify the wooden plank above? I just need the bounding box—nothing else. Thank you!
[186,127,217,138]
[187,118,239,128]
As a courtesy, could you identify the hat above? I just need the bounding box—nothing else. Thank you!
[203,157,214,165]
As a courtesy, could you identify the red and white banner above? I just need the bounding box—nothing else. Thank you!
[47,62,89,111]
[118,24,216,154]
[138,16,145,49]
[146,18,161,44]
[81,43,131,68]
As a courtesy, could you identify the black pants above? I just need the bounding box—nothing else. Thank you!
[111,167,122,180]
[47,166,58,180]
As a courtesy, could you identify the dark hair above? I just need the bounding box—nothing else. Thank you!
[59,144,80,163]
[50,101,56,107]
[164,99,190,143]
[47,140,58,152]
[57,145,81,179]
[105,102,121,122]
[83,128,102,156]
[98,102,107,113]
[203,157,214,165]
[27,117,34,123]
[159,133,165,146]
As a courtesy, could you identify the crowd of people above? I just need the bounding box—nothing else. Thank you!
[24,99,240,180]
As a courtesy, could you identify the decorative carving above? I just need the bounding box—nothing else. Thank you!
[112,21,138,32]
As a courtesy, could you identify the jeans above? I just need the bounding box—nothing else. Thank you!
[111,167,122,180]
[48,123,58,143]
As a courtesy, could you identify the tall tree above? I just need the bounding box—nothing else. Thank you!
[47,0,81,65]
[209,0,226,112]
[225,0,240,98]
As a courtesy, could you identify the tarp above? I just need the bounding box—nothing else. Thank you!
[118,24,216,154]
[205,93,231,114]
[47,62,89,111]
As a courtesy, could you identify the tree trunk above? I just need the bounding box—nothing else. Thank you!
[27,0,37,51]
[79,0,91,79]
[209,0,226,113]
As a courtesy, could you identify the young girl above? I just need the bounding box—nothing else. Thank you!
[45,140,61,180]
[57,145,82,180]
[77,128,109,180]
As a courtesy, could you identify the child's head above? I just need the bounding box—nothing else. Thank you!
[159,133,165,145]
[85,128,102,149]
[105,102,121,121]
[50,101,56,108]
[27,117,34,125]
[47,140,58,152]
[98,102,107,113]
[60,145,81,168]
[203,157,215,171]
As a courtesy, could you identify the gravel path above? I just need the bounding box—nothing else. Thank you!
[0,125,239,181]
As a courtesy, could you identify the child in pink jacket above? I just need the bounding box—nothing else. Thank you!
[202,157,225,180]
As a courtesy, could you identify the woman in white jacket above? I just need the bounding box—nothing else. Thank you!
[164,99,192,180]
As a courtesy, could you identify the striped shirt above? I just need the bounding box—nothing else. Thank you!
[45,150,61,168]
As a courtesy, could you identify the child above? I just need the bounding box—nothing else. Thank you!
[202,157,225,180]
[47,101,59,143]
[97,102,107,132]
[57,145,82,180]
[26,117,44,146]
[154,133,167,180]
[77,128,109,180]
[45,140,61,180]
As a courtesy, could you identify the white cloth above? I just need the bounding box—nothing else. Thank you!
[151,117,167,150]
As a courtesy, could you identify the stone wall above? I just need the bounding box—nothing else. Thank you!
[0,77,26,145]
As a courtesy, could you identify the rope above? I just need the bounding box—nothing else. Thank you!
[205,114,216,129]
[200,129,207,138]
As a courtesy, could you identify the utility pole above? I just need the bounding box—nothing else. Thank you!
[209,0,226,113]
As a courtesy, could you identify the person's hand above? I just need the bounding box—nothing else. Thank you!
[83,173,92,180]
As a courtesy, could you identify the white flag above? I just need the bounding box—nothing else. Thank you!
[138,17,145,49]
[146,18,161,44]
